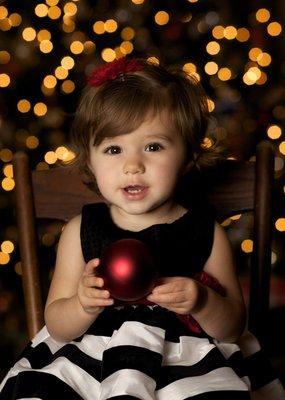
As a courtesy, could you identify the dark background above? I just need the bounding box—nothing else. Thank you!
[0,0,284,383]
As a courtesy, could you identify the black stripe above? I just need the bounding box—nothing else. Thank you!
[183,391,250,399]
[107,397,142,400]
[0,371,83,399]
[164,328,208,342]
[227,350,247,378]
[156,348,232,389]
[87,306,169,336]
[164,312,210,342]
[245,349,277,391]
[20,342,53,368]
[55,344,102,381]
[101,345,162,381]
[86,306,209,342]
[21,341,103,382]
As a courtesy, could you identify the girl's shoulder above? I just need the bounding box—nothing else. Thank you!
[51,213,85,285]
[67,213,82,226]
[58,214,82,249]
[62,213,82,235]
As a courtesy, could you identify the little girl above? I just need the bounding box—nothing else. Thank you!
[1,57,284,399]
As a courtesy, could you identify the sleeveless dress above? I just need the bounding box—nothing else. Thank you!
[0,202,284,400]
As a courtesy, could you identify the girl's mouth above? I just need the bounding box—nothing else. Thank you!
[124,185,145,193]
[122,185,149,200]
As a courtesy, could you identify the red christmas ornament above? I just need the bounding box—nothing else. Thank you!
[98,239,157,302]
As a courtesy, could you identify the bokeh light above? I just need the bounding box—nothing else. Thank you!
[154,11,170,26]
[241,239,253,253]
[256,8,270,23]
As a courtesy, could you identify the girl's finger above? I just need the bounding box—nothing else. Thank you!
[147,292,186,303]
[84,258,100,276]
[152,282,187,294]
[84,298,114,308]
[86,287,110,299]
[83,275,104,288]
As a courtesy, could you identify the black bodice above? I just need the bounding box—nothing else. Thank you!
[80,202,215,278]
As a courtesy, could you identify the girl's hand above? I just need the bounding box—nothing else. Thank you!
[147,276,206,315]
[77,258,114,315]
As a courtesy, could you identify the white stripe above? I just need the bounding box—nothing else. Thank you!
[100,368,156,400]
[0,356,100,400]
[31,326,68,354]
[242,376,251,389]
[104,321,165,354]
[76,330,241,370]
[163,336,215,366]
[31,326,50,347]
[0,358,31,391]
[31,325,111,361]
[30,324,238,368]
[156,367,249,399]
[31,322,165,358]
[43,325,230,368]
[214,340,252,387]
[213,340,241,359]
[41,357,100,399]
[70,334,110,361]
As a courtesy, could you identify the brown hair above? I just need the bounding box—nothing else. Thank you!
[69,57,223,194]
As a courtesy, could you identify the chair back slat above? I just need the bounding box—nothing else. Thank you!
[32,166,102,221]
[206,161,255,220]
[31,161,255,222]
[177,161,255,221]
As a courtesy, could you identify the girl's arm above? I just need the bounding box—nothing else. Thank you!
[44,215,113,342]
[147,222,246,342]
[191,222,246,341]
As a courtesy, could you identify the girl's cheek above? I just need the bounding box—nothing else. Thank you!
[155,167,178,181]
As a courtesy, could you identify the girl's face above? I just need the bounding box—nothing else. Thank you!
[88,112,188,218]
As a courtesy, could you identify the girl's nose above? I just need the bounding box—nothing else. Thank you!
[123,156,145,174]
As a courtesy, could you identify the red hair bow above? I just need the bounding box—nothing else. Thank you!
[87,57,144,87]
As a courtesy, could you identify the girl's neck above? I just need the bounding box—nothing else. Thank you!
[109,202,188,232]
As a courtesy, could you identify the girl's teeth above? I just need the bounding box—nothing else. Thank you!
[124,186,145,193]
[126,188,143,193]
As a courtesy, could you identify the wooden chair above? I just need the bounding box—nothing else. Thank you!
[12,140,274,344]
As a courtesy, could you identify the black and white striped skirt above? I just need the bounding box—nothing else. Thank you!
[0,305,283,400]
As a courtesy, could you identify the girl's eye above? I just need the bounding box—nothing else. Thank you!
[145,143,163,152]
[104,146,121,155]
